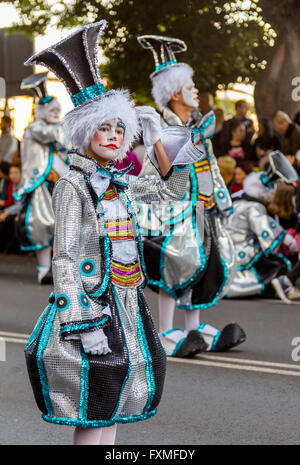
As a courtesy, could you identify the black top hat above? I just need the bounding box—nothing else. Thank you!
[20,72,49,99]
[24,21,107,108]
[137,35,187,77]
[261,151,298,187]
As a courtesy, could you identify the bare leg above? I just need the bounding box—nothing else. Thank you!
[98,425,117,445]
[73,426,102,445]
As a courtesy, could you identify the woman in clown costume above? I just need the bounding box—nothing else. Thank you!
[24,21,212,445]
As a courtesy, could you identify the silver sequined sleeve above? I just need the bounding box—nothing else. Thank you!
[52,179,110,338]
[29,120,67,147]
[128,164,190,204]
[247,202,285,251]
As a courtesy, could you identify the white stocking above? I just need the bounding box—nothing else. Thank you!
[36,247,51,268]
[184,311,220,350]
[73,427,102,445]
[184,309,200,331]
[98,425,117,445]
[158,290,176,333]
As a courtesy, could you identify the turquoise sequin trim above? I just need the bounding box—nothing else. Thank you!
[14,143,54,200]
[110,286,132,420]
[79,344,90,421]
[42,408,157,428]
[174,165,189,172]
[171,337,185,357]
[21,190,54,252]
[148,165,206,297]
[155,60,177,71]
[237,231,286,271]
[137,305,155,413]
[39,96,54,105]
[177,257,230,310]
[25,293,54,349]
[71,83,106,107]
[211,331,222,351]
[274,253,292,272]
[36,303,57,416]
[60,316,109,335]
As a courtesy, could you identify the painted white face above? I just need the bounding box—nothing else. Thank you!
[44,103,61,124]
[90,118,125,161]
[182,77,199,108]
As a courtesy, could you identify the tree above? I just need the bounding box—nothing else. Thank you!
[9,0,267,105]
[254,0,300,120]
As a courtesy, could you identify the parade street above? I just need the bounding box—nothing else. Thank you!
[1,253,300,446]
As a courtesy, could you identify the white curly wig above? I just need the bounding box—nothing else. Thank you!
[35,97,61,121]
[151,64,194,111]
[64,89,140,160]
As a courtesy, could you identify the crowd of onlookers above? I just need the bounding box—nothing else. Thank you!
[2,100,300,280]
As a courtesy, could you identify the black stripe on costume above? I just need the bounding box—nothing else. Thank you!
[142,235,165,289]
[15,193,32,249]
[24,312,50,415]
[191,211,225,305]
[254,253,288,285]
[137,289,166,412]
[86,293,129,421]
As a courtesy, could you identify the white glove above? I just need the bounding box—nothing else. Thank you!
[136,106,162,147]
[80,328,111,355]
[283,233,297,253]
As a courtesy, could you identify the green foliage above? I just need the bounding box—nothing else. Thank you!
[9,0,291,101]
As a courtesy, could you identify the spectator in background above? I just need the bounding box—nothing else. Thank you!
[198,92,214,116]
[0,164,22,253]
[0,116,19,163]
[273,111,300,157]
[0,161,11,210]
[252,118,282,167]
[293,110,300,127]
[212,107,225,157]
[219,100,255,155]
[222,119,249,160]
[230,160,253,195]
[217,155,236,195]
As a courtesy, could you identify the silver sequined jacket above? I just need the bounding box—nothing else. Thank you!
[51,151,191,335]
[226,197,286,297]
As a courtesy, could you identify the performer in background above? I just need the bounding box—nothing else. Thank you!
[14,72,69,284]
[24,21,213,445]
[137,35,246,356]
[226,151,299,301]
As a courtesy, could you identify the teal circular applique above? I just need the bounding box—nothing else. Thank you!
[55,294,70,311]
[216,189,226,201]
[261,230,270,240]
[79,292,90,309]
[79,259,96,277]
